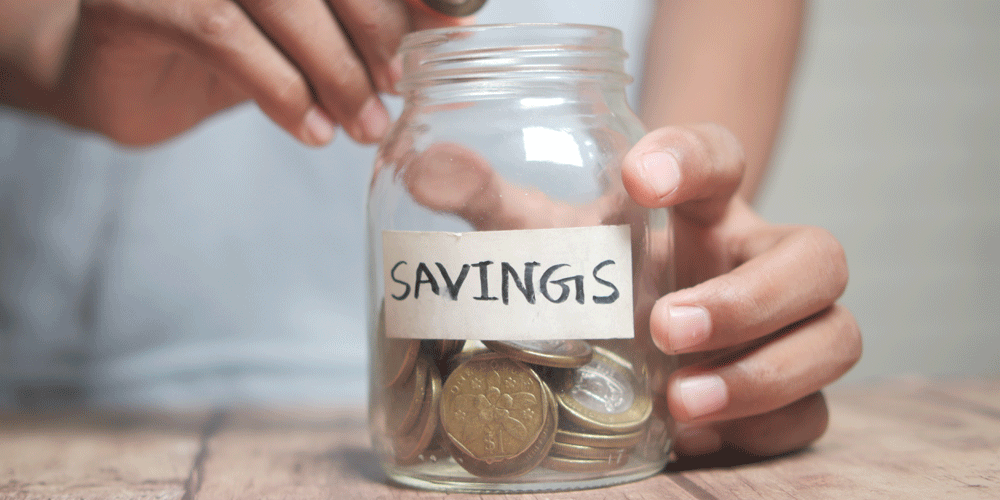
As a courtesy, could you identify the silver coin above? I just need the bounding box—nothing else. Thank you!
[556,347,651,433]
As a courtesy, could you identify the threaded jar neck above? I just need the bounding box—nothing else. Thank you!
[397,24,631,94]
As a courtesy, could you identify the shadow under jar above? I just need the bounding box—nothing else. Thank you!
[367,23,676,493]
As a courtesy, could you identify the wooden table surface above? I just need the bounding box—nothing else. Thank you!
[2,376,998,499]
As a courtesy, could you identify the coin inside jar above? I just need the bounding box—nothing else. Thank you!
[387,355,430,437]
[556,347,652,434]
[554,427,645,449]
[448,369,558,478]
[483,340,593,368]
[443,346,490,377]
[441,352,551,478]
[549,441,628,461]
[540,453,628,474]
[393,361,442,465]
[384,337,421,388]
[436,339,467,360]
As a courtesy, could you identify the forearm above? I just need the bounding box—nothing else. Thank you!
[0,0,79,112]
[639,0,804,203]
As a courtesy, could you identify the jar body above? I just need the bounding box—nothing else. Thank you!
[367,24,675,493]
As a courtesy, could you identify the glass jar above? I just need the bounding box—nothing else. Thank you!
[366,23,675,493]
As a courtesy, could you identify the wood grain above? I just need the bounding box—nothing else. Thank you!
[0,412,208,500]
[1,378,998,499]
[675,378,1000,500]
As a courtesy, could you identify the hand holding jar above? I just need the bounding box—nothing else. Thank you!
[622,124,861,461]
[368,24,861,492]
[397,123,862,462]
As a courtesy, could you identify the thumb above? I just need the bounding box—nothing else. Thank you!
[621,123,745,225]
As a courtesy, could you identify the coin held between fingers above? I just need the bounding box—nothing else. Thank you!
[418,0,488,17]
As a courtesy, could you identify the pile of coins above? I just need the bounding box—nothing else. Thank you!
[382,328,657,478]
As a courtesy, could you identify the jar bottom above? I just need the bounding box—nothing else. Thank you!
[382,454,671,493]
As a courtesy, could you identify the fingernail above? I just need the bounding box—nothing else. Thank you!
[639,151,680,199]
[668,305,711,353]
[304,107,335,146]
[675,425,722,456]
[677,374,728,419]
[360,97,390,142]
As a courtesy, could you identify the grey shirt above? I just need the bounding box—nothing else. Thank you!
[0,0,654,409]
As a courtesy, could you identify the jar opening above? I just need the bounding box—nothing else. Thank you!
[397,23,631,92]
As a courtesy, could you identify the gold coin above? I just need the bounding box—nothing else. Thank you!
[549,441,628,461]
[387,355,429,437]
[540,454,628,473]
[556,347,652,433]
[443,347,490,377]
[441,352,549,477]
[449,372,558,478]
[383,337,421,388]
[393,361,442,465]
[483,340,593,368]
[554,427,645,449]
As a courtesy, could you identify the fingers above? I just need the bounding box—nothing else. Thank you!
[405,142,501,222]
[327,0,408,94]
[624,123,858,458]
[241,0,398,143]
[665,304,860,424]
[230,0,470,143]
[650,218,849,355]
[110,0,333,145]
[621,123,745,224]
[102,0,462,146]
[674,392,829,458]
[404,142,629,231]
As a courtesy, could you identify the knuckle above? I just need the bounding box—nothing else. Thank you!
[703,123,745,162]
[328,56,366,91]
[664,126,708,162]
[355,16,387,44]
[269,73,311,115]
[661,123,745,190]
[702,123,746,184]
[189,0,246,41]
[319,60,371,114]
[743,354,787,391]
[354,2,407,52]
[712,275,770,331]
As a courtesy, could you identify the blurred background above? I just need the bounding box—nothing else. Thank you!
[757,1,1000,382]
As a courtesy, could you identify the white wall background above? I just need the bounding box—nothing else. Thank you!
[757,1,1000,382]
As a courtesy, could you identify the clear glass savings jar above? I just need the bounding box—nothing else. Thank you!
[367,24,675,492]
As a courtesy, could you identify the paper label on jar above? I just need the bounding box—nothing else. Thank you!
[382,225,634,340]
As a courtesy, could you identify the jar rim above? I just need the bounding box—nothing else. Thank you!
[397,23,630,92]
[399,23,624,52]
